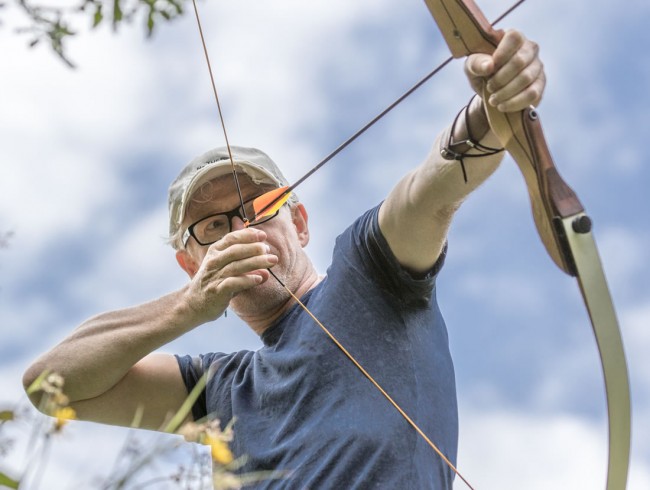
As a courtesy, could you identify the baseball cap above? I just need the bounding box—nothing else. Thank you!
[168,146,291,242]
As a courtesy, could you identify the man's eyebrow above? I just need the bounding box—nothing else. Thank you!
[189,188,274,221]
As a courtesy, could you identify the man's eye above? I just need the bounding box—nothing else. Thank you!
[202,216,229,233]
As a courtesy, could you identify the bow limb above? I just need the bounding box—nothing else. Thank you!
[422,1,631,489]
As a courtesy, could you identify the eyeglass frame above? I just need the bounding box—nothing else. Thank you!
[181,192,284,247]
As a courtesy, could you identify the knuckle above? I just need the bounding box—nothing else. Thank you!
[529,40,540,55]
[530,84,543,102]
[507,29,527,47]
[519,68,536,87]
[217,233,237,248]
[511,52,527,70]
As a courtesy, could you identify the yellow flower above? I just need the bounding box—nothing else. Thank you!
[205,435,234,465]
[53,406,76,430]
[42,373,65,394]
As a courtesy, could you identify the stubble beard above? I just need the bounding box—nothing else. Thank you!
[229,269,293,318]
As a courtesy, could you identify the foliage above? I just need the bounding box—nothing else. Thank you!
[6,0,187,67]
[0,372,287,489]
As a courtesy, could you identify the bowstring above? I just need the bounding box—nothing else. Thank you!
[191,0,249,223]
[250,0,527,221]
[267,269,475,489]
[189,1,526,487]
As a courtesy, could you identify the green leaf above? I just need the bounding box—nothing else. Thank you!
[112,0,123,30]
[146,13,154,36]
[168,0,183,15]
[0,471,20,490]
[26,369,50,395]
[92,5,103,28]
[0,410,14,422]
[162,373,207,434]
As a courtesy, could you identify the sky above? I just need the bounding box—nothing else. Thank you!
[1,0,649,488]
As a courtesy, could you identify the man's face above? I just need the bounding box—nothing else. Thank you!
[183,174,276,247]
[178,172,311,317]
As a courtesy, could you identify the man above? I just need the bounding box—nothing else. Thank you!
[24,30,544,488]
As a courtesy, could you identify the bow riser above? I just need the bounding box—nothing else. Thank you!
[484,102,584,275]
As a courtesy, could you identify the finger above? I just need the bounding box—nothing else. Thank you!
[210,240,274,264]
[205,229,273,270]
[212,228,268,252]
[214,273,268,299]
[217,253,279,278]
[487,59,545,109]
[195,253,275,299]
[201,243,278,280]
[464,53,495,78]
[491,29,527,71]
[490,74,546,112]
[487,32,539,93]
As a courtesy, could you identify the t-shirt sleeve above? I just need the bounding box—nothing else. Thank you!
[333,204,447,305]
[176,354,208,422]
[175,352,230,422]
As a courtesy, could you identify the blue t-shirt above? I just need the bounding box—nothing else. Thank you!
[176,205,457,488]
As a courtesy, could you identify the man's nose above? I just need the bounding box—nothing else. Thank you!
[230,216,248,231]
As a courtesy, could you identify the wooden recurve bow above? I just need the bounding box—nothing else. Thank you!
[422,0,631,488]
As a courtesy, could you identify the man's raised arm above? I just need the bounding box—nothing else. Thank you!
[379,30,545,273]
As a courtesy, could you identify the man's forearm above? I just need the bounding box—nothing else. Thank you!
[23,286,200,403]
[423,95,504,209]
[378,96,505,273]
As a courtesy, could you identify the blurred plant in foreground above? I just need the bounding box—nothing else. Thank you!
[0,372,287,489]
[5,0,187,68]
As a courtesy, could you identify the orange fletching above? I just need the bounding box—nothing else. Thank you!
[253,186,291,221]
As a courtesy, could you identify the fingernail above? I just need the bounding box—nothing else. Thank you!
[263,244,271,253]
[489,94,497,106]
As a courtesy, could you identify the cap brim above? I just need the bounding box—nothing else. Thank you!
[177,160,282,231]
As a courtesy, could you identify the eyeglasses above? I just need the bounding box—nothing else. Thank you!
[182,193,283,247]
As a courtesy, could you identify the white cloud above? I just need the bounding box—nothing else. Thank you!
[620,301,650,456]
[2,0,649,487]
[458,408,650,490]
[597,227,650,303]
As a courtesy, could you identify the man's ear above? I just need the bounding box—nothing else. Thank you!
[292,203,310,247]
[176,250,199,278]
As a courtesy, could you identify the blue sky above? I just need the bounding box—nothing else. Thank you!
[1,0,649,487]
